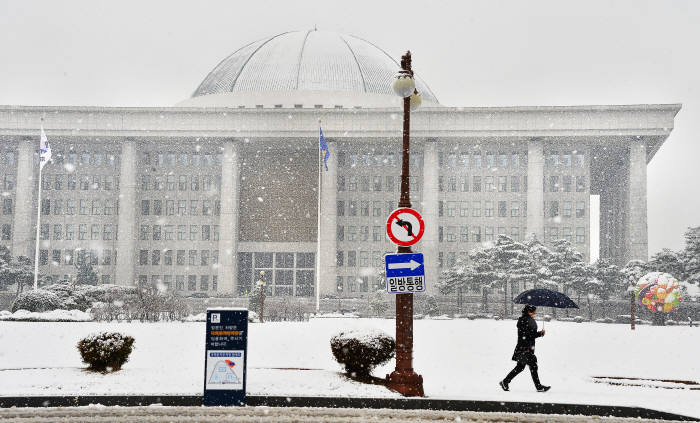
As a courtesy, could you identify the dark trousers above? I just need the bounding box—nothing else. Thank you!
[504,352,541,387]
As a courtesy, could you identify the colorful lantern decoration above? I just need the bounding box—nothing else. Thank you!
[635,272,682,313]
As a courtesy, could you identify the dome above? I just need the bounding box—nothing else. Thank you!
[178,30,439,108]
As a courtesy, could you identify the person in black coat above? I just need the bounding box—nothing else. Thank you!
[499,305,550,392]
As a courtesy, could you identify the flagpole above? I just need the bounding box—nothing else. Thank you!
[315,120,322,313]
[33,161,43,290]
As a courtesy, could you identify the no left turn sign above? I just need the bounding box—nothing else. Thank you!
[386,208,425,247]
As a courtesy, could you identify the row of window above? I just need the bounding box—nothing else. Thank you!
[139,174,220,192]
[39,175,119,191]
[141,199,220,216]
[40,199,118,216]
[40,249,117,266]
[337,200,397,218]
[437,226,586,243]
[140,224,220,241]
[139,249,219,266]
[138,274,218,291]
[42,151,119,167]
[337,175,418,193]
[45,274,113,285]
[437,200,586,218]
[139,151,222,167]
[39,224,117,241]
[336,275,379,293]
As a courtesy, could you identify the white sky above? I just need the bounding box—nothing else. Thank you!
[0,0,697,257]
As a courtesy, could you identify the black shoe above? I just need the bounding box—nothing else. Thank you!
[536,385,551,392]
[499,380,509,391]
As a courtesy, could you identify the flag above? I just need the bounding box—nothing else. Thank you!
[319,127,330,171]
[39,126,52,169]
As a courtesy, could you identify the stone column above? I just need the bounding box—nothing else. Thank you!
[625,138,648,263]
[11,138,36,258]
[526,138,545,242]
[217,140,240,295]
[421,139,439,294]
[318,141,337,297]
[116,140,137,286]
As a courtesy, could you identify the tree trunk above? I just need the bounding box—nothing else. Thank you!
[586,295,593,321]
[503,283,507,319]
[482,287,488,313]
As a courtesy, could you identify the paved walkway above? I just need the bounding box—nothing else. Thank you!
[0,406,690,422]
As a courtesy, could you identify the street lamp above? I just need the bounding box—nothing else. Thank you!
[386,51,424,397]
[256,271,266,323]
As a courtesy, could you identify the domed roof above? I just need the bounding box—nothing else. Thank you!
[180,30,439,108]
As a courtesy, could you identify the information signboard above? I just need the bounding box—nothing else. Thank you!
[385,252,426,293]
[203,308,248,406]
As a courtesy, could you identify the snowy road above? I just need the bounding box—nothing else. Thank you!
[0,406,691,423]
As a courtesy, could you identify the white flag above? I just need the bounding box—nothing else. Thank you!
[39,126,52,169]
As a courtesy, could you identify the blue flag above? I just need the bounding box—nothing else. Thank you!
[319,127,330,171]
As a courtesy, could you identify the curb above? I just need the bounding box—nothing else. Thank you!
[0,396,696,421]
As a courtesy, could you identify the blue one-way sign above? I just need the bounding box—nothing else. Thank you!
[384,253,426,293]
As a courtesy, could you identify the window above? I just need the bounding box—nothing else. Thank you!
[511,227,520,241]
[90,224,100,240]
[80,176,89,190]
[189,250,197,266]
[40,224,49,240]
[153,200,162,215]
[373,201,382,217]
[53,199,62,215]
[576,176,586,192]
[550,176,559,192]
[549,152,559,167]
[214,200,220,216]
[348,176,357,191]
[54,175,64,190]
[337,201,345,216]
[188,275,197,291]
[360,176,369,192]
[65,224,74,240]
[166,200,174,215]
[92,175,101,190]
[78,224,87,240]
[78,199,87,215]
[347,251,356,267]
[385,176,394,191]
[53,224,62,240]
[460,176,469,192]
[347,226,357,241]
[486,152,494,168]
[511,201,520,217]
[485,226,494,241]
[563,201,572,218]
[438,226,443,242]
[190,225,198,241]
[359,251,369,267]
[472,226,481,242]
[447,153,457,167]
[446,201,456,217]
[3,175,15,190]
[141,200,150,215]
[202,225,210,241]
[438,176,444,192]
[104,200,114,215]
[177,250,185,265]
[563,175,572,192]
[67,175,76,190]
[1,224,10,240]
[373,176,382,191]
[201,250,209,266]
[512,153,520,167]
[561,152,572,167]
[164,250,172,265]
[576,201,585,218]
[472,176,481,192]
[575,152,585,167]
[373,226,382,242]
[336,225,344,241]
[141,175,150,190]
[460,226,469,242]
[361,201,369,216]
[460,201,468,217]
[139,250,149,265]
[154,176,163,190]
[336,251,344,267]
[2,199,12,215]
[563,227,572,242]
[485,176,494,192]
[348,201,357,216]
[178,200,187,215]
[91,200,101,215]
[485,201,493,217]
[360,226,369,241]
[176,275,185,290]
[153,225,161,240]
[104,175,114,190]
[549,227,559,242]
[473,153,482,168]
[498,176,507,192]
[498,201,507,217]
[447,226,456,242]
[165,225,174,240]
[438,201,443,217]
[448,177,457,192]
[550,201,559,217]
[472,201,481,217]
[189,200,198,215]
[213,225,219,241]
[152,250,161,266]
[498,153,507,168]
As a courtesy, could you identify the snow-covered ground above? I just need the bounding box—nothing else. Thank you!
[0,318,697,418]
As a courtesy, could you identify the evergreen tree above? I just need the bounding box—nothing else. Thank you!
[621,259,648,289]
[423,295,440,316]
[368,290,390,317]
[680,226,700,285]
[0,255,34,297]
[648,248,685,277]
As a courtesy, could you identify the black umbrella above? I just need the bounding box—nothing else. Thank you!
[513,288,579,327]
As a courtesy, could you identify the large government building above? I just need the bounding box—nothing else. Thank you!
[0,30,680,297]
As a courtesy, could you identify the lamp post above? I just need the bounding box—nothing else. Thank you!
[257,271,266,323]
[386,51,424,397]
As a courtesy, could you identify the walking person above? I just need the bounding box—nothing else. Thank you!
[499,305,550,392]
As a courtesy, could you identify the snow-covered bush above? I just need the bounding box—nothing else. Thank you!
[595,317,614,324]
[543,314,552,322]
[330,329,395,378]
[423,295,440,317]
[574,315,584,323]
[11,289,62,312]
[45,282,92,311]
[77,332,134,372]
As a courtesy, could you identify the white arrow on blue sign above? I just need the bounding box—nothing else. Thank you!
[384,253,426,294]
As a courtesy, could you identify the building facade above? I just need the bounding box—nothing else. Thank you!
[0,30,680,298]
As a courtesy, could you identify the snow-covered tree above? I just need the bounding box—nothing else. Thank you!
[648,248,685,277]
[0,255,35,297]
[423,295,440,317]
[76,262,99,286]
[368,290,390,317]
[679,226,700,285]
[621,259,649,289]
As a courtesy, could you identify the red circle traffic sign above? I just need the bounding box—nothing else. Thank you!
[386,208,425,247]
